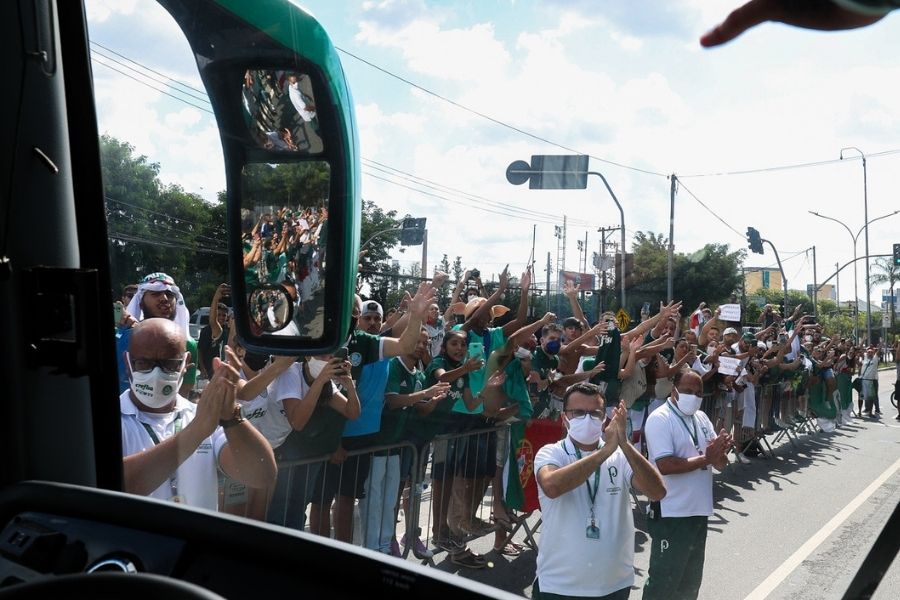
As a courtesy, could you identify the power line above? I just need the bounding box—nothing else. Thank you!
[90,41,208,96]
[90,48,211,105]
[678,148,900,178]
[336,46,668,179]
[362,159,600,228]
[673,179,744,241]
[90,57,215,115]
[108,231,228,255]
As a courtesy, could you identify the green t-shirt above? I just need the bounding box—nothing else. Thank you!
[378,357,424,446]
[346,330,382,381]
[421,356,468,440]
[449,325,506,413]
[588,328,622,402]
[184,337,198,386]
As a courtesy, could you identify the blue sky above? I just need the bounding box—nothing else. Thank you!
[85,0,900,309]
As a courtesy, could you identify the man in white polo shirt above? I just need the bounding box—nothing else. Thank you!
[643,370,732,600]
[534,382,666,599]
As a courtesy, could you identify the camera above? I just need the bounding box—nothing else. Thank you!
[470,268,480,279]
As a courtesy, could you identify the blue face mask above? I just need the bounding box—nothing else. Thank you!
[545,339,562,355]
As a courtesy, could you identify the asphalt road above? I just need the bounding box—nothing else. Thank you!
[432,366,900,599]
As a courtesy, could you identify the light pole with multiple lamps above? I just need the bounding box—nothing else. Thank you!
[808,208,899,343]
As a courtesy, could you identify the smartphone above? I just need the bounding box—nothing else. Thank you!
[334,347,349,361]
[642,301,651,314]
[113,301,123,324]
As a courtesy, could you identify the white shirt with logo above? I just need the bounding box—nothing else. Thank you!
[534,438,635,597]
[644,400,716,518]
[238,363,306,449]
[120,391,227,511]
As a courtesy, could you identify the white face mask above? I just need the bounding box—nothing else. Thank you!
[130,366,182,409]
[307,357,328,379]
[675,392,702,416]
[566,414,604,446]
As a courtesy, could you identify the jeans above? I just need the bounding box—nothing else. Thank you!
[266,461,322,530]
[358,453,400,553]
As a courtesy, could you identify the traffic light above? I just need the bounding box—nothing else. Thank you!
[399,217,427,246]
[894,243,900,267]
[746,227,764,254]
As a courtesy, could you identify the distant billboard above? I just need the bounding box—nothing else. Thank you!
[559,270,595,291]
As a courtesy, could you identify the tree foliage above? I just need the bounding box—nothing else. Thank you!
[102,135,227,312]
[626,231,744,319]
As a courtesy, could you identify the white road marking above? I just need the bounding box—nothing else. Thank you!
[745,456,900,600]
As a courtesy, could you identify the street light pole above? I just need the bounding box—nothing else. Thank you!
[588,172,626,310]
[841,146,871,343]
[809,208,900,344]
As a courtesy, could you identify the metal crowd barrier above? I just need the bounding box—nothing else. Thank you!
[217,380,860,567]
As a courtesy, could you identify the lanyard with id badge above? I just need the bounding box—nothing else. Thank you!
[573,445,602,540]
[141,414,185,503]
[674,411,707,470]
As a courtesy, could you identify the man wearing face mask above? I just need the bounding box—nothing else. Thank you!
[120,318,276,511]
[533,382,665,599]
[642,370,732,600]
[531,322,564,416]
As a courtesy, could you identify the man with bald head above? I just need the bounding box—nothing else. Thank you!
[120,318,276,511]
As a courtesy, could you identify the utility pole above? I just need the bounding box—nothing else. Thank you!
[835,262,840,311]
[811,245,817,317]
[421,229,428,278]
[597,226,620,318]
[668,174,677,302]
[546,252,551,313]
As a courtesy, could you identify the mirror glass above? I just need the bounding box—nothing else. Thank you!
[248,284,295,334]
[241,69,324,154]
[241,161,330,339]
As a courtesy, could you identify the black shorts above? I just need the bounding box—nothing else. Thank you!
[310,435,374,503]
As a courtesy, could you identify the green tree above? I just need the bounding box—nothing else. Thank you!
[870,257,899,334]
[626,231,743,321]
[101,135,227,312]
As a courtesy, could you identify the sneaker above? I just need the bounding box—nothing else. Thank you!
[403,534,433,559]
[462,517,495,536]
[736,452,751,465]
[390,537,401,558]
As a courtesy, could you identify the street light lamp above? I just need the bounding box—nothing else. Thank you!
[507,155,627,310]
[840,146,871,343]
[808,208,900,343]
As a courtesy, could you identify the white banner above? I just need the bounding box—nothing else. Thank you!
[717,355,741,376]
[719,303,741,322]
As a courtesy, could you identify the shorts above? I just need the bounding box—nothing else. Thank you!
[311,435,374,503]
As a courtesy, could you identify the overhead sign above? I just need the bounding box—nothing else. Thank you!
[615,308,630,331]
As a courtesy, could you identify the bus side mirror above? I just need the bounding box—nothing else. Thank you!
[159,0,360,355]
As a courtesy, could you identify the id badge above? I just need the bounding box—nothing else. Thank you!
[585,519,600,540]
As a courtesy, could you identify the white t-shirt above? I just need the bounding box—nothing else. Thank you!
[120,391,227,511]
[534,438,635,597]
[239,363,303,449]
[644,400,716,518]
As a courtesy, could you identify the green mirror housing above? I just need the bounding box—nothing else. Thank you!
[158,0,360,355]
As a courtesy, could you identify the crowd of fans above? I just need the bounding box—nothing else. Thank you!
[116,262,897,574]
[241,204,327,334]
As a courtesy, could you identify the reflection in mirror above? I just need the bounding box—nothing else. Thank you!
[248,284,295,334]
[241,162,330,339]
[242,69,324,154]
